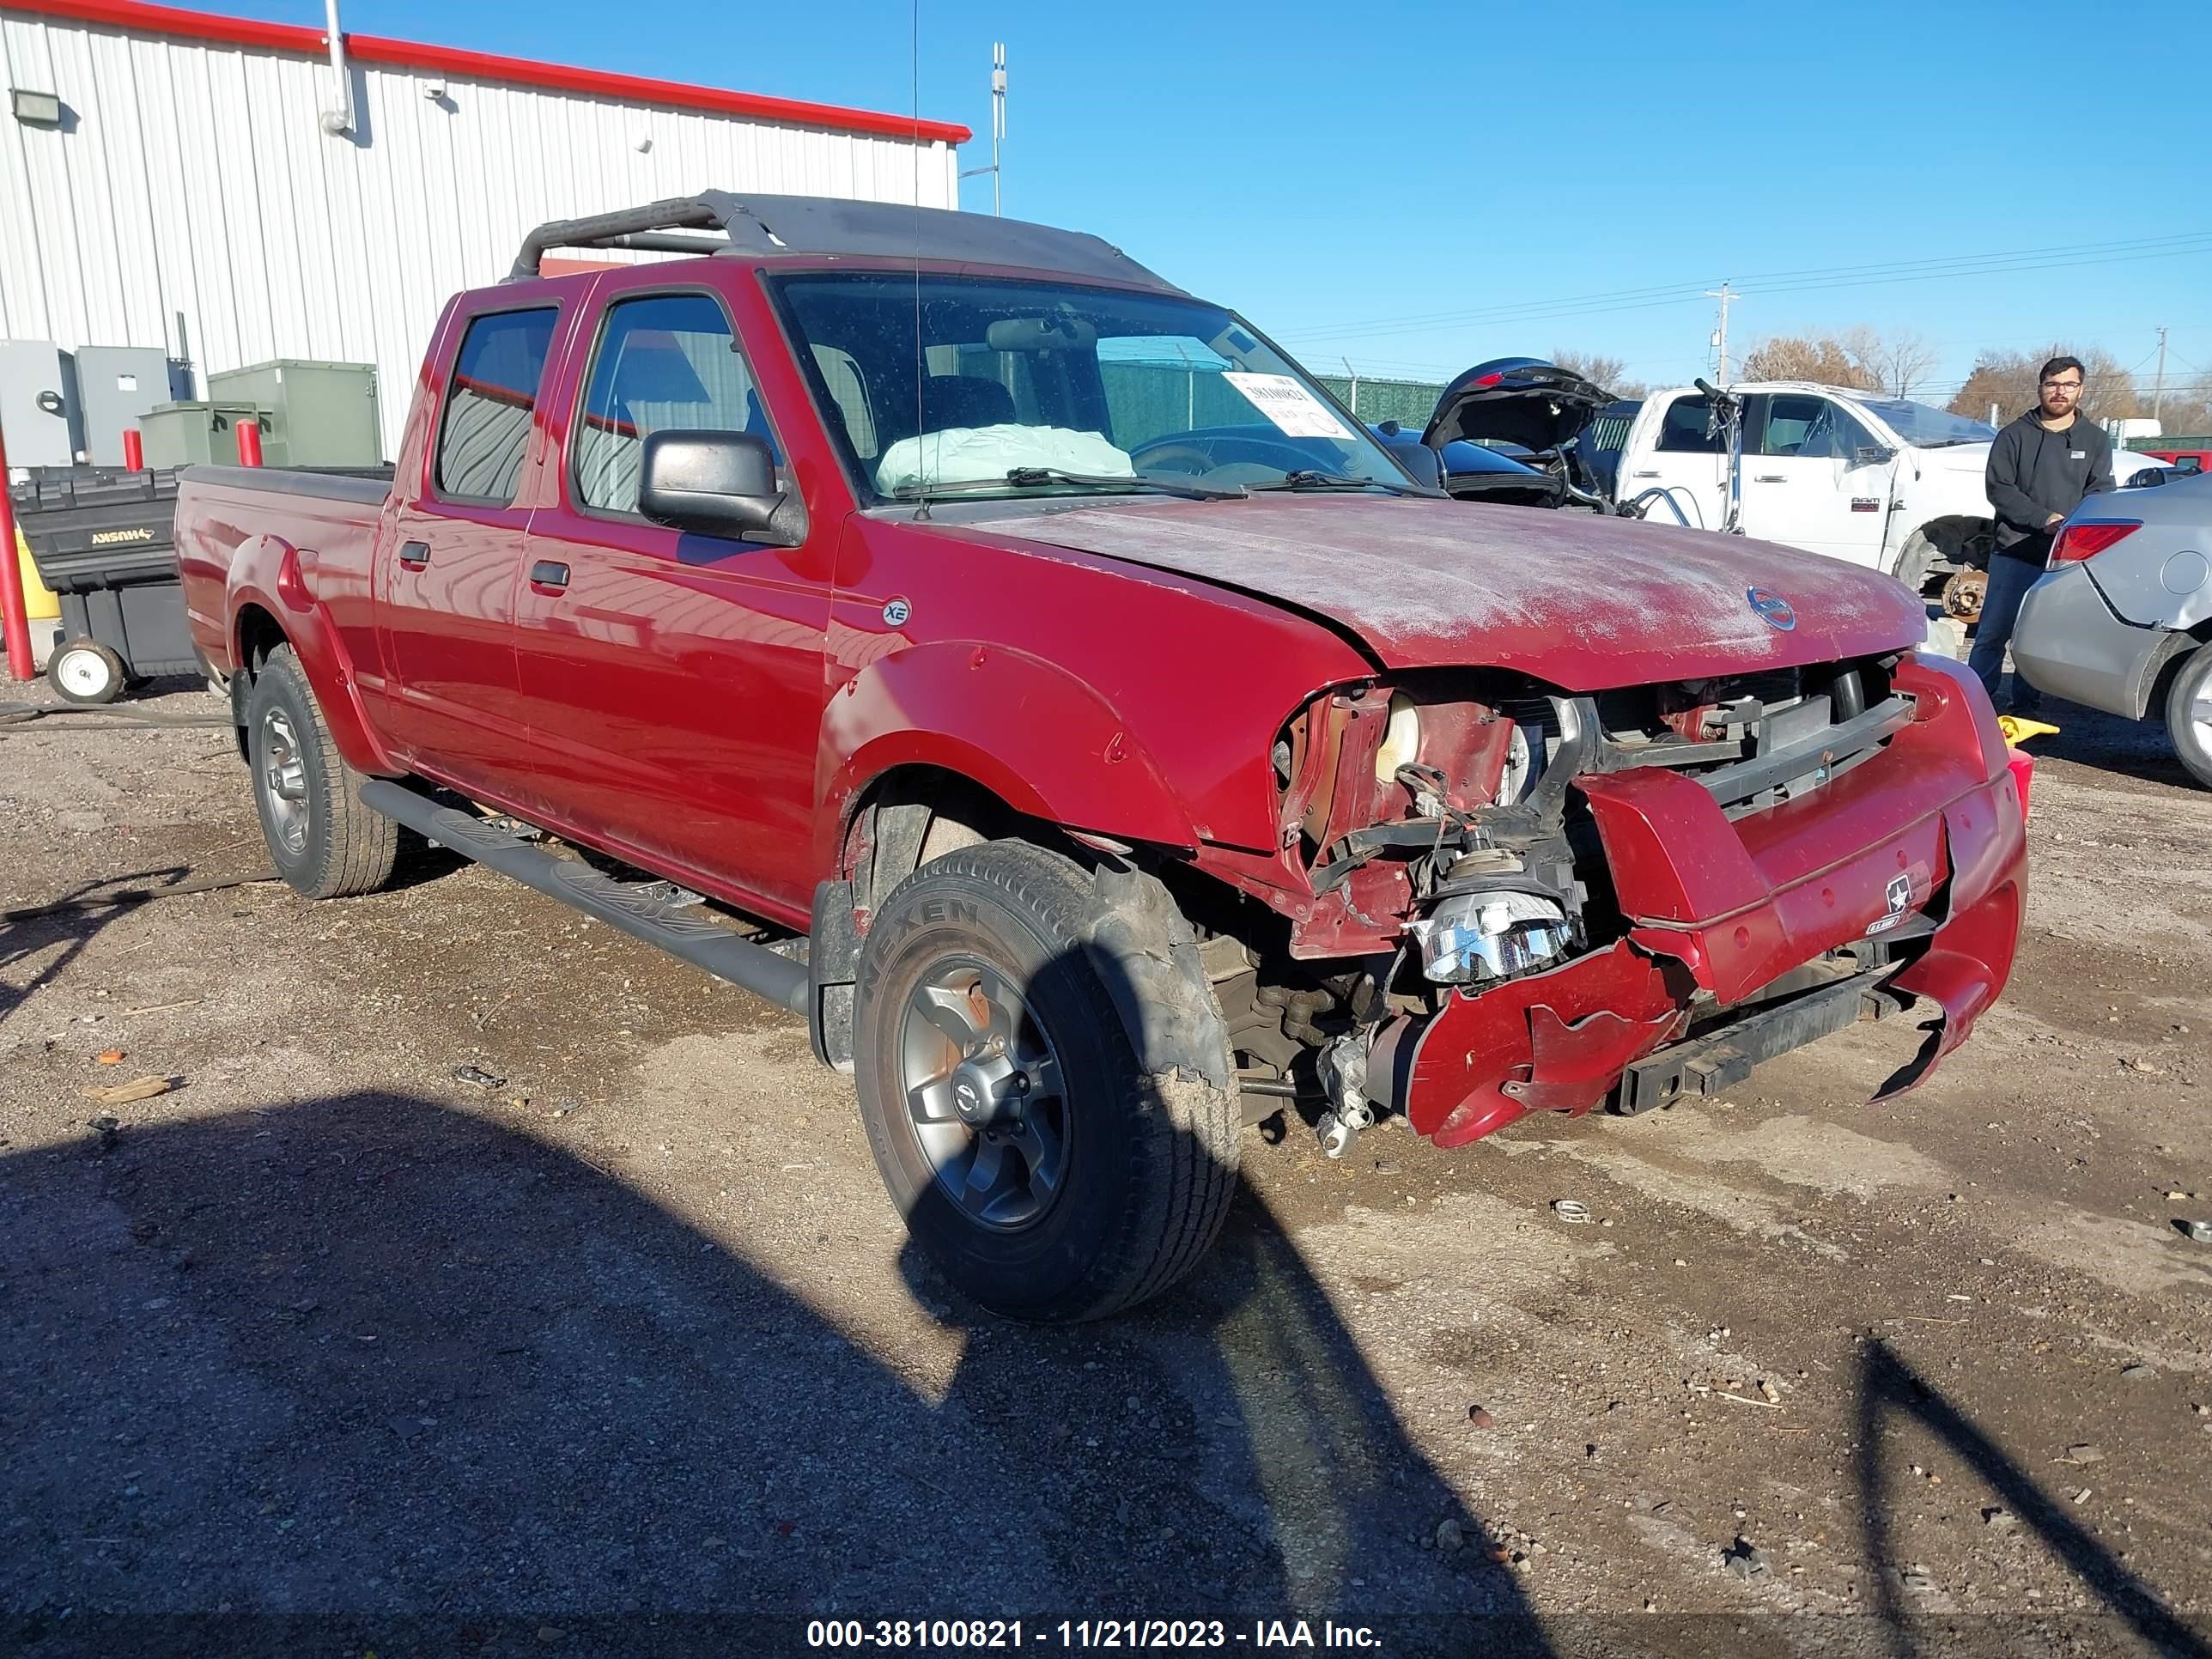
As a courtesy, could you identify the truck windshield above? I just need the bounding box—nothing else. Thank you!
[1854,398,1996,448]
[770,272,1419,501]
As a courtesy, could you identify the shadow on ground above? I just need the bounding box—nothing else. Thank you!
[1854,1340,2211,1659]
[0,1089,1548,1654]
[1,866,191,1025]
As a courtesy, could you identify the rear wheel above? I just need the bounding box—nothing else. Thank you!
[2166,646,2212,790]
[47,639,125,706]
[246,644,398,898]
[852,841,1238,1322]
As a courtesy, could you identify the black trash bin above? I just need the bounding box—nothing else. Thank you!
[12,466,195,705]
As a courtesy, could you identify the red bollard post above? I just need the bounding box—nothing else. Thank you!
[235,417,263,467]
[0,422,34,682]
[122,428,144,471]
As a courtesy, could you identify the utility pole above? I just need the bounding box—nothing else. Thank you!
[957,43,1007,215]
[1705,283,1737,385]
[1342,356,1358,416]
[2153,324,2168,422]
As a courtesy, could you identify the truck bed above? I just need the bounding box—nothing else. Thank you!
[176,463,394,505]
[173,465,396,679]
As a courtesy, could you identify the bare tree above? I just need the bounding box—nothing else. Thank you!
[1549,349,1646,401]
[1946,345,2142,425]
[1845,328,1939,399]
[1740,335,1877,389]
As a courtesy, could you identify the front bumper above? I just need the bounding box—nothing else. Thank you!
[2012,563,2167,720]
[1372,654,2027,1146]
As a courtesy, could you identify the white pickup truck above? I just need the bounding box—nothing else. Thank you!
[1609,381,2002,602]
[1420,364,2174,617]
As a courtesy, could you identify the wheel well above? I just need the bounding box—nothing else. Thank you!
[841,765,1025,913]
[234,605,288,677]
[228,605,289,759]
[814,766,1072,1073]
[2148,628,2207,720]
[1896,515,1993,582]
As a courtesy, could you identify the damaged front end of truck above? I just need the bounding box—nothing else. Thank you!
[1199,649,2026,1156]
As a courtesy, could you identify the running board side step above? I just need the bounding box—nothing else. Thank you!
[358,780,811,1017]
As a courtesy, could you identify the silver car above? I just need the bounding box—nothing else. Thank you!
[2014,470,2212,787]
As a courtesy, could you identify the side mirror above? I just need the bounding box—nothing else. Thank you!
[1397,444,1444,489]
[638,430,795,544]
[1852,443,1897,468]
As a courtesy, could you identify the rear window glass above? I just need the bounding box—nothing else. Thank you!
[1656,395,1727,454]
[435,307,558,502]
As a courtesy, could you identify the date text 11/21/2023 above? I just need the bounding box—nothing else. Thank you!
[805,1619,1383,1649]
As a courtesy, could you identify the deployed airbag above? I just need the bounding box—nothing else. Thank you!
[875,425,1133,494]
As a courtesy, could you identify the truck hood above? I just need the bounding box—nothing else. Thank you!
[985,495,1928,690]
[1918,442,1993,474]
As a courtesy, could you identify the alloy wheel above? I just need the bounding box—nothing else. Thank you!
[896,957,1068,1231]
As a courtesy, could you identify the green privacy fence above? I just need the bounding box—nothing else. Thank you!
[1098,362,1445,449]
[1312,374,1446,428]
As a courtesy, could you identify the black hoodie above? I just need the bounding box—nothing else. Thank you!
[1985,406,2114,562]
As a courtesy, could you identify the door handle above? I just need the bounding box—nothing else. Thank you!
[1632,469,1660,478]
[398,540,430,568]
[529,560,571,592]
[1753,474,1787,483]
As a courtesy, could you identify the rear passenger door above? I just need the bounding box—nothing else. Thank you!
[1623,392,1730,529]
[514,284,831,915]
[379,303,558,789]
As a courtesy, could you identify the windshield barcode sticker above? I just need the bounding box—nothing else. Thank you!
[1224,372,1356,441]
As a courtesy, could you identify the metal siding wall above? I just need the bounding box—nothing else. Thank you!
[0,9,960,458]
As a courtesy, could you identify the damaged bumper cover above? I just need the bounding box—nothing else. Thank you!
[1372,655,2026,1147]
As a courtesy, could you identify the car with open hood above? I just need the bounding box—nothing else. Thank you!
[173,192,2027,1322]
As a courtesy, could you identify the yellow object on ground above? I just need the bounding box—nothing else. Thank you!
[15,526,61,622]
[1996,715,2059,746]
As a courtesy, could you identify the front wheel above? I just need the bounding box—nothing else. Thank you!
[2166,646,2212,790]
[852,842,1239,1322]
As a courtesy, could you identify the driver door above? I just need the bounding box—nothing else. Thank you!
[512,283,831,915]
[1738,393,1897,567]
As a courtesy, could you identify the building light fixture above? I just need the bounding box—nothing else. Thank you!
[11,88,64,128]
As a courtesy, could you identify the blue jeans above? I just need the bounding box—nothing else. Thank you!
[1967,550,2047,711]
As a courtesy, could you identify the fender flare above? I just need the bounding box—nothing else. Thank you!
[818,640,1199,870]
[230,535,398,776]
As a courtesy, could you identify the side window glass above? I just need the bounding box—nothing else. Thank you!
[574,292,777,516]
[1759,394,1827,457]
[1832,406,1879,461]
[435,307,558,502]
[1656,394,1725,454]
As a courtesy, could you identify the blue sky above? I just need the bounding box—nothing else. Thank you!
[233,0,2209,400]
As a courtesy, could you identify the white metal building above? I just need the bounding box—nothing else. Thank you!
[0,0,968,457]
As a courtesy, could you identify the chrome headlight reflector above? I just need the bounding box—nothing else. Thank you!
[1409,890,1571,984]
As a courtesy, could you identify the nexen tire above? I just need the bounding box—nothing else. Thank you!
[246,644,398,900]
[851,841,1238,1322]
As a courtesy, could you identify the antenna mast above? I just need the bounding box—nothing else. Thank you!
[957,43,1007,215]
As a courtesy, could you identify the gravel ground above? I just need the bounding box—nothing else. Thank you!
[3,678,2209,1656]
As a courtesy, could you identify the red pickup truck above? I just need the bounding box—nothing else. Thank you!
[175,192,2026,1322]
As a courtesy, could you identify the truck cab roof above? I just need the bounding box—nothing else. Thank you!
[507,190,1179,293]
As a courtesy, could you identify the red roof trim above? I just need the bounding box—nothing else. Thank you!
[10,0,974,144]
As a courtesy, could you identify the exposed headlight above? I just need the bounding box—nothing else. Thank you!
[1409,890,1571,984]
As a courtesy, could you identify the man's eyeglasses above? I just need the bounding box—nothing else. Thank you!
[2040,379,2083,392]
